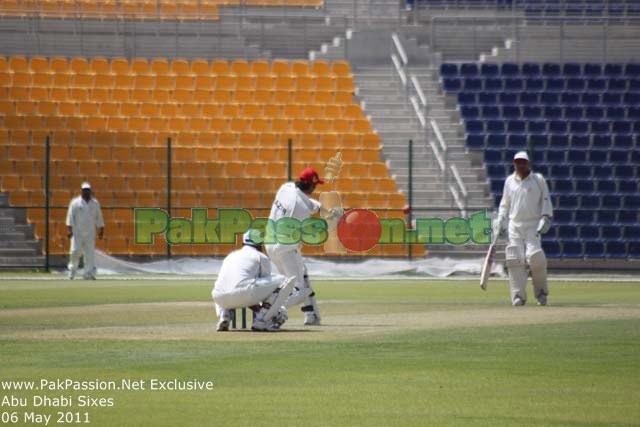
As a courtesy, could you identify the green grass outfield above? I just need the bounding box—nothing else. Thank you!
[0,277,639,426]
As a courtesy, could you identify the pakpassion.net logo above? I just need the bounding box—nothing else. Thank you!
[134,208,493,253]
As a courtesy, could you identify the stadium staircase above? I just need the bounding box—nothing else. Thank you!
[0,192,44,268]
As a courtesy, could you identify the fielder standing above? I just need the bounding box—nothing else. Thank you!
[66,182,104,280]
[494,151,553,306]
[213,231,295,332]
[266,167,341,326]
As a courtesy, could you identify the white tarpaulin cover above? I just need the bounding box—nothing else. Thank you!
[94,250,505,279]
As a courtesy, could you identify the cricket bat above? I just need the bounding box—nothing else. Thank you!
[320,152,346,255]
[480,233,499,291]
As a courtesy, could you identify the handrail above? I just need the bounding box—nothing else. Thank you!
[450,164,468,199]
[410,96,426,128]
[430,141,446,172]
[449,185,465,213]
[391,32,408,66]
[391,54,407,86]
[429,119,447,154]
[410,74,427,108]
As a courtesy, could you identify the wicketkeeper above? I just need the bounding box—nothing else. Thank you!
[212,231,295,332]
[494,151,553,306]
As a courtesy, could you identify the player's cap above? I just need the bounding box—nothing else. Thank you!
[513,151,529,161]
[299,167,325,185]
[81,182,91,190]
[242,230,261,247]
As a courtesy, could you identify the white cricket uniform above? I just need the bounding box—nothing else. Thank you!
[66,196,104,279]
[212,245,284,316]
[498,172,553,302]
[265,182,321,308]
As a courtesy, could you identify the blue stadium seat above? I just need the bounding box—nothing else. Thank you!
[585,106,605,119]
[608,78,627,91]
[464,78,483,91]
[507,120,526,133]
[587,148,608,163]
[602,226,622,240]
[466,134,485,150]
[547,78,565,92]
[581,92,600,105]
[629,79,640,90]
[541,92,560,104]
[486,133,506,149]
[631,150,640,163]
[584,241,605,258]
[583,63,602,77]
[544,106,563,119]
[575,181,594,193]
[612,121,631,134]
[603,93,622,105]
[596,210,617,224]
[562,241,583,258]
[563,63,582,76]
[547,150,565,163]
[508,134,527,150]
[596,181,616,193]
[623,225,640,240]
[504,78,524,91]
[565,106,583,119]
[490,180,503,193]
[575,211,595,224]
[615,166,635,179]
[570,135,590,149]
[559,195,578,208]
[572,165,592,179]
[481,106,500,119]
[567,78,586,91]
[581,225,600,239]
[619,181,638,194]
[522,106,542,119]
[570,121,589,134]
[461,106,480,119]
[443,78,462,92]
[485,78,503,91]
[487,165,506,178]
[619,210,639,224]
[531,150,545,164]
[624,195,640,209]
[458,92,476,105]
[606,106,625,119]
[487,120,505,133]
[567,149,587,162]
[630,243,640,259]
[554,210,573,224]
[605,241,627,259]
[520,92,538,105]
[587,78,606,90]
[613,135,633,150]
[549,134,570,149]
[628,107,640,119]
[592,135,612,148]
[529,134,548,148]
[549,121,568,134]
[440,63,458,77]
[604,63,623,77]
[542,240,561,257]
[478,92,498,104]
[522,63,540,76]
[534,164,549,177]
[502,105,521,118]
[623,93,640,105]
[554,179,573,193]
[499,93,518,105]
[625,63,640,77]
[484,149,502,164]
[460,63,479,77]
[558,225,578,239]
[542,63,561,77]
[466,120,484,134]
[526,78,544,91]
[562,92,580,105]
[481,63,499,77]
[591,121,610,134]
[501,63,519,77]
[601,195,621,209]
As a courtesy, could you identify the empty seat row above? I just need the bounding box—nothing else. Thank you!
[542,240,640,259]
[551,209,638,225]
[483,148,640,166]
[443,77,640,93]
[467,133,639,150]
[457,91,640,106]
[460,105,640,120]
[490,176,639,195]
[0,100,364,119]
[0,57,350,78]
[550,225,640,241]
[441,62,640,78]
[486,164,639,180]
[465,119,640,135]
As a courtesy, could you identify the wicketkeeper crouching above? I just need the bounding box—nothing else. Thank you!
[494,151,554,306]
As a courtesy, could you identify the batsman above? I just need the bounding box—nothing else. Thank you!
[494,151,553,306]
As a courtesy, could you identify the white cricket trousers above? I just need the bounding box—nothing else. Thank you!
[265,244,313,307]
[68,233,96,279]
[212,276,285,317]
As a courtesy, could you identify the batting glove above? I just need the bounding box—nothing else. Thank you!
[536,216,552,235]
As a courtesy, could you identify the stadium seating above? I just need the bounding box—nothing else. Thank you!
[0,56,418,258]
[442,62,640,259]
[0,0,322,20]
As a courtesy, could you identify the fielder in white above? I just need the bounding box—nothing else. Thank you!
[66,182,104,280]
[212,231,295,332]
[266,167,342,326]
[495,151,553,306]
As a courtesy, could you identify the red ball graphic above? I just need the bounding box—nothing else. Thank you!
[337,209,382,252]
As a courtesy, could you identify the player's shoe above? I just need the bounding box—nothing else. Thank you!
[512,295,525,306]
[216,319,230,332]
[537,293,548,306]
[251,319,281,332]
[304,312,321,326]
[68,272,74,280]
